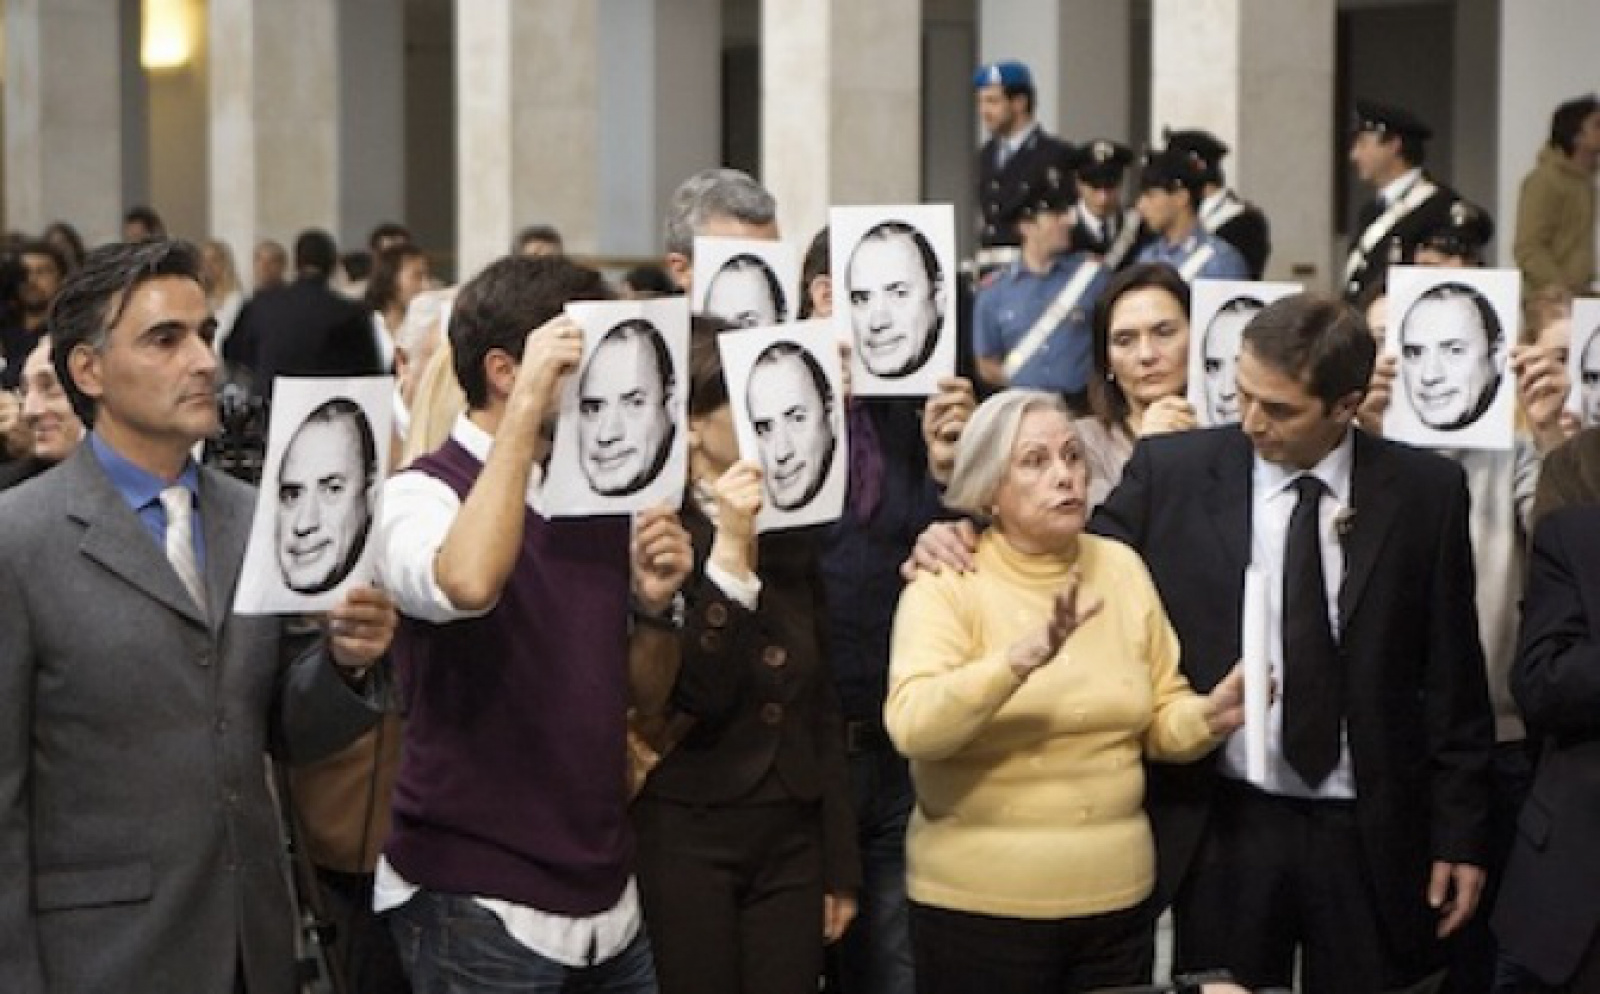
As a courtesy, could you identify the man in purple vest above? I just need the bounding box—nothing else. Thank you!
[374,255,692,991]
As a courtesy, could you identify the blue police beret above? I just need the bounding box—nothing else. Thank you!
[973,60,1033,91]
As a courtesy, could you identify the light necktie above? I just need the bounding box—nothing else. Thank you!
[1282,474,1341,786]
[160,485,207,615]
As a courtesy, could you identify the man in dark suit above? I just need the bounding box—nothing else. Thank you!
[973,60,1073,274]
[1343,100,1457,302]
[1094,293,1493,992]
[1493,436,1600,992]
[1164,129,1272,280]
[0,239,397,993]
[225,228,383,399]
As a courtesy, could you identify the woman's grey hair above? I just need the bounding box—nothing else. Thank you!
[663,168,776,258]
[943,390,1074,515]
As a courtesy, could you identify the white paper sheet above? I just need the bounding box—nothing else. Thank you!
[543,297,690,518]
[1241,565,1271,785]
[716,320,848,532]
[829,204,957,397]
[1187,279,1301,427]
[234,376,394,615]
[1381,265,1518,452]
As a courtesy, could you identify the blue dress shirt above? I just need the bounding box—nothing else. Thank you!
[90,433,206,569]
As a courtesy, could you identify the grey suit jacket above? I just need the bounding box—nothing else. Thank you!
[0,445,382,993]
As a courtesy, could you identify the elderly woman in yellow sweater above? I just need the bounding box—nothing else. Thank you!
[886,389,1245,994]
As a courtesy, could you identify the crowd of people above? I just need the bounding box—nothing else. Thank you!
[0,57,1596,994]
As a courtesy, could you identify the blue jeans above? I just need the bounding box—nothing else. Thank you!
[388,889,657,993]
[831,745,916,994]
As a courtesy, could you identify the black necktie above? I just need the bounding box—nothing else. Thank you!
[1283,475,1341,786]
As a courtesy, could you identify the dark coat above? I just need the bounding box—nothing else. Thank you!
[1091,427,1493,969]
[977,128,1074,249]
[1493,506,1600,985]
[1343,174,1457,301]
[225,276,382,399]
[643,503,860,893]
[0,446,382,993]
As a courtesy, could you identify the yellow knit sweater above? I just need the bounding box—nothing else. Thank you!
[886,530,1217,919]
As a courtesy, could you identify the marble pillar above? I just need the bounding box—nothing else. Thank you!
[978,0,1133,143]
[455,0,599,282]
[4,0,126,241]
[596,0,721,260]
[208,0,339,262]
[1151,0,1336,287]
[339,0,406,252]
[761,0,921,248]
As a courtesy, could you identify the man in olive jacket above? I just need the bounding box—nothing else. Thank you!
[1514,94,1599,294]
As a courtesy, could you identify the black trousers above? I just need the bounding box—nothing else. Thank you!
[634,796,826,994]
[1173,780,1432,994]
[909,900,1152,994]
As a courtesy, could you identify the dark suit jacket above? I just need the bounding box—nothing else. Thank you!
[978,128,1073,249]
[0,445,383,993]
[643,505,860,892]
[1091,427,1493,960]
[1210,198,1272,280]
[1344,175,1457,301]
[224,276,382,400]
[1493,506,1600,985]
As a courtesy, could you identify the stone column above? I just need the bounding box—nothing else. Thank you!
[455,0,599,281]
[339,0,406,252]
[1494,0,1600,272]
[4,0,126,240]
[1151,0,1335,287]
[978,0,1133,142]
[596,0,721,260]
[761,0,921,247]
[208,0,340,261]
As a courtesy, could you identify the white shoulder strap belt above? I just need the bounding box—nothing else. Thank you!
[1202,193,1246,231]
[1179,243,1217,282]
[1343,179,1437,284]
[1102,209,1144,271]
[1003,259,1104,379]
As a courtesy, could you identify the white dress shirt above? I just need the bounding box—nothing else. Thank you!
[1378,166,1424,208]
[1219,431,1357,800]
[371,413,641,967]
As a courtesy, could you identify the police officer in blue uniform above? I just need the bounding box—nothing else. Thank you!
[973,60,1074,275]
[1133,144,1251,283]
[1163,128,1272,280]
[972,162,1108,412]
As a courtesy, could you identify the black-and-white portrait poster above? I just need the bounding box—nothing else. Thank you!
[717,322,848,533]
[692,237,799,329]
[235,376,394,614]
[1381,265,1518,451]
[1187,279,1301,427]
[1565,298,1600,428]
[544,297,689,517]
[829,204,957,397]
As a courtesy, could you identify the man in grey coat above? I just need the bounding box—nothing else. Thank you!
[0,239,398,993]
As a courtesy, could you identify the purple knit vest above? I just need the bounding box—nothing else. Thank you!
[384,438,634,915]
